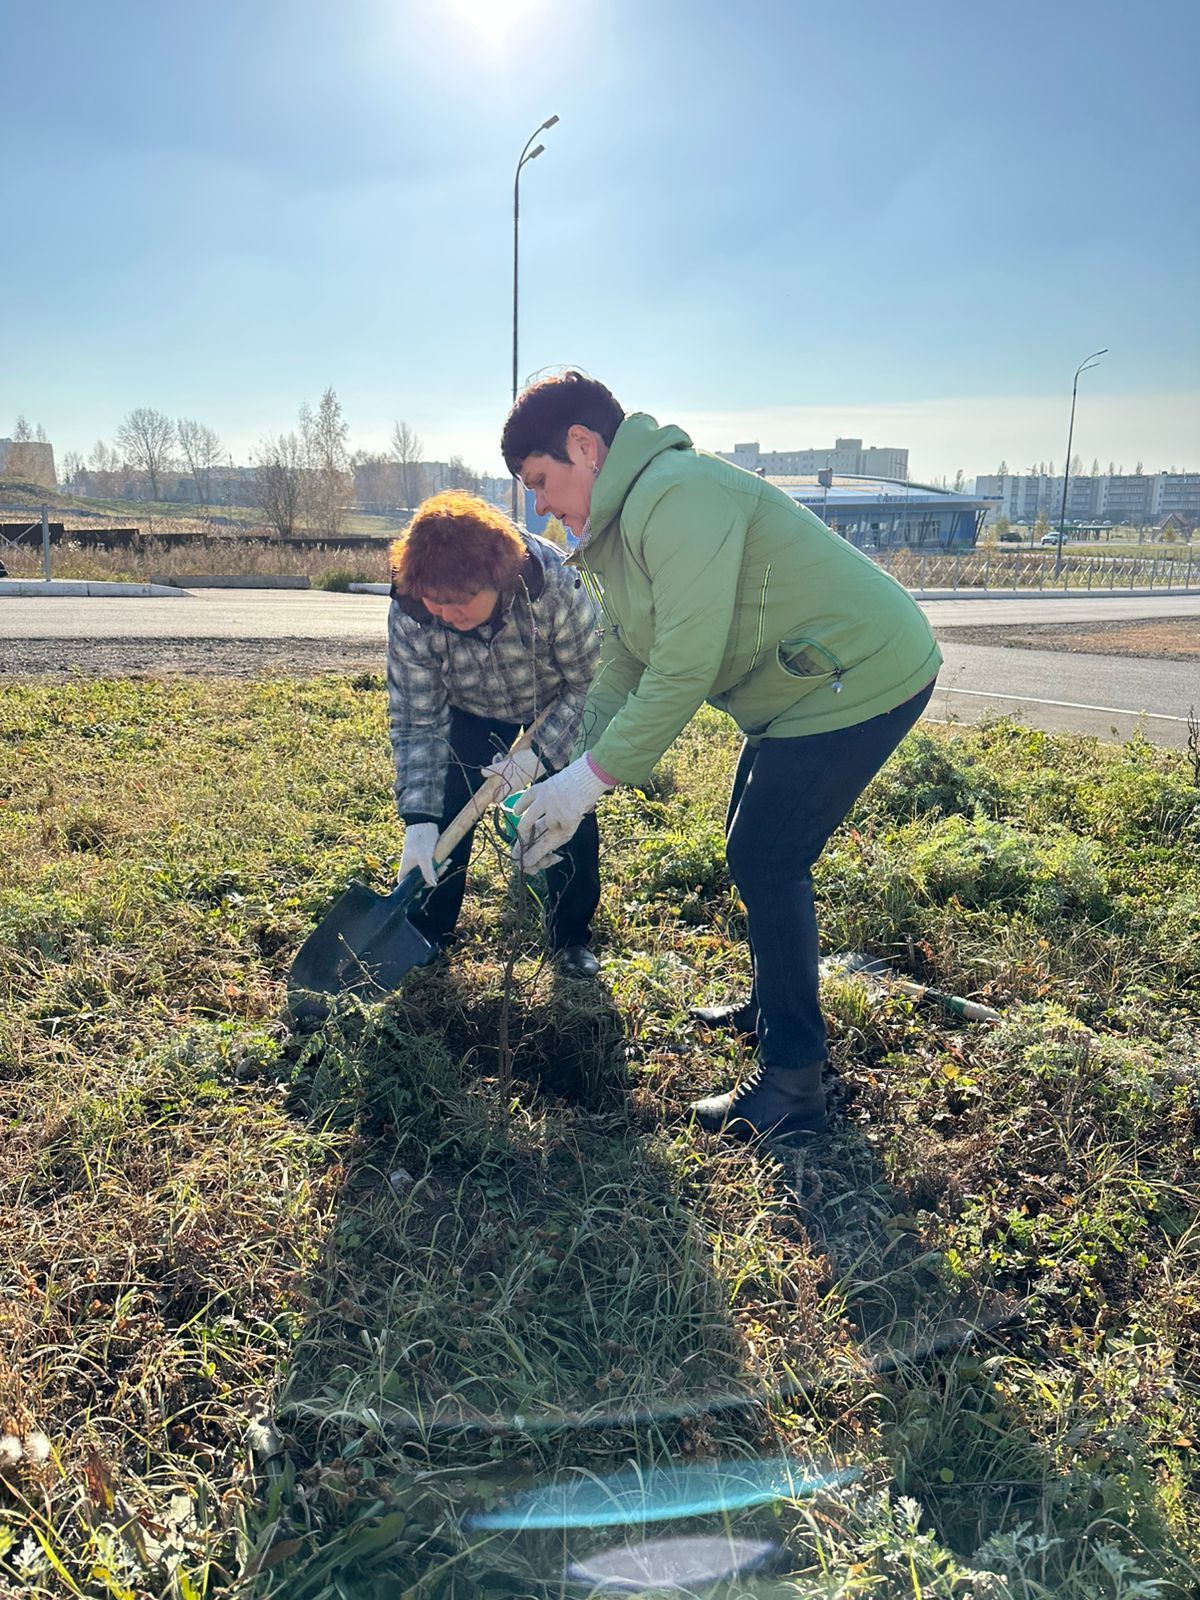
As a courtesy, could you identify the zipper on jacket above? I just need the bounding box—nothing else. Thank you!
[578,559,610,626]
[744,564,771,676]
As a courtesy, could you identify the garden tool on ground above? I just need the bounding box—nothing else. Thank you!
[822,952,1001,1023]
[287,710,550,1022]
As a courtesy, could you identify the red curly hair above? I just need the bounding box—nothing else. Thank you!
[390,491,527,599]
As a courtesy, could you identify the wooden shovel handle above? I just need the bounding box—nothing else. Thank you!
[432,705,553,868]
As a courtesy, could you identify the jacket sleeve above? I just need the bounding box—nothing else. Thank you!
[530,565,601,773]
[574,624,647,758]
[386,599,450,823]
[588,478,746,785]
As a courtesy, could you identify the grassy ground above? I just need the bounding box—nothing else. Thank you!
[1,682,1198,1598]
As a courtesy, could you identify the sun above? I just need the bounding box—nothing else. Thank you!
[444,0,540,44]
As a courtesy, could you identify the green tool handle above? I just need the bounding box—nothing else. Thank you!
[886,977,1001,1024]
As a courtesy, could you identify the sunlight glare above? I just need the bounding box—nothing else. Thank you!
[445,0,540,45]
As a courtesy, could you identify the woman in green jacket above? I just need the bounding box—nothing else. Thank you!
[503,371,941,1141]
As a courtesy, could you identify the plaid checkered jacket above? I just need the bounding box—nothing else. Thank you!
[387,531,601,823]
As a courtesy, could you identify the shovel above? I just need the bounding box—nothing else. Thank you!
[288,710,549,1022]
[822,953,1001,1024]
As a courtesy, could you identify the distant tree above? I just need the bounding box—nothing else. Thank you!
[254,432,305,538]
[1048,460,1055,477]
[952,468,964,492]
[1070,454,1083,476]
[447,454,482,494]
[1090,457,1100,476]
[116,407,176,499]
[1135,459,1144,475]
[997,459,1009,477]
[1033,512,1052,541]
[5,415,35,478]
[389,419,426,511]
[88,439,120,474]
[352,449,390,510]
[60,450,83,486]
[1038,460,1046,476]
[177,418,224,506]
[1108,460,1116,475]
[993,514,1012,539]
[34,423,47,442]
[300,387,351,537]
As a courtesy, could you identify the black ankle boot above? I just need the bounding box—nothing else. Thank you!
[689,999,759,1039]
[689,1060,828,1142]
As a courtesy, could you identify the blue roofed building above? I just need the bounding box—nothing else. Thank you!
[774,474,990,550]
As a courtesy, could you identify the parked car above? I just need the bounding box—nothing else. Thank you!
[1039,531,1066,547]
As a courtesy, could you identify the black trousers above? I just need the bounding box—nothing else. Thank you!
[725,681,936,1071]
[408,707,601,951]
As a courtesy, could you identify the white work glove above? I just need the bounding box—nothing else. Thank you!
[512,754,613,875]
[398,821,439,889]
[481,746,545,798]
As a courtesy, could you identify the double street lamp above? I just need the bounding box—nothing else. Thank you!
[1055,347,1107,578]
[512,114,560,520]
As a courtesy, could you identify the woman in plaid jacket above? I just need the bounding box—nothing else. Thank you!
[387,491,603,975]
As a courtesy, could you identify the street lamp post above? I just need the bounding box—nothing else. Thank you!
[511,114,559,521]
[1055,348,1107,579]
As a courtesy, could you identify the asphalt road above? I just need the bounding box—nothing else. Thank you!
[2,588,1197,749]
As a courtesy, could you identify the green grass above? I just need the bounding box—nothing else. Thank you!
[1,683,1198,1598]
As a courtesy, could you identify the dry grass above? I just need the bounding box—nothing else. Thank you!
[1,684,1198,1597]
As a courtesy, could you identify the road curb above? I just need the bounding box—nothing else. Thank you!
[0,579,189,598]
[913,586,1200,600]
[149,574,311,590]
[348,582,390,595]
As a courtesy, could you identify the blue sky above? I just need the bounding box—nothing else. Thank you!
[3,0,1197,479]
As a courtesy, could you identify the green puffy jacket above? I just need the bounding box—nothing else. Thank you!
[573,413,942,786]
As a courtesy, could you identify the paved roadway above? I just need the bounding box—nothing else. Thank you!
[2,588,1197,749]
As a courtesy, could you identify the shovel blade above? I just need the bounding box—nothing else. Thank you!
[287,879,434,1022]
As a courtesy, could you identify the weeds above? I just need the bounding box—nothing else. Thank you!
[1,684,1197,1597]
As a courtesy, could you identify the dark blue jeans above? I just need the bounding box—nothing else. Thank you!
[409,707,601,951]
[724,681,935,1072]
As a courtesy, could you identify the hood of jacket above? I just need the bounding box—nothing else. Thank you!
[588,413,693,543]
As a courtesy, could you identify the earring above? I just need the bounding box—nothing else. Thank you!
[591,461,599,477]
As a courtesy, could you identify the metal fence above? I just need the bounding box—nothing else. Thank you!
[0,508,52,582]
[876,546,1199,595]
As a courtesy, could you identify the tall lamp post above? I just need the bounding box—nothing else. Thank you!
[1055,347,1107,578]
[511,114,560,520]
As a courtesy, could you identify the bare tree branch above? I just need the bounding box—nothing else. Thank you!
[116,408,176,499]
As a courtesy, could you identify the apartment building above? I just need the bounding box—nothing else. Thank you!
[974,470,1200,529]
[721,437,909,480]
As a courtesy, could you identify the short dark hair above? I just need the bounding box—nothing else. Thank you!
[501,369,625,475]
[390,491,526,598]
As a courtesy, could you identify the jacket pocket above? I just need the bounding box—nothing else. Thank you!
[776,636,845,693]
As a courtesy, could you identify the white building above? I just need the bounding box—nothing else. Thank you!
[721,437,909,480]
[974,470,1200,530]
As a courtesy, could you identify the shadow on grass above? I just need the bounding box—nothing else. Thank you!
[232,960,1197,1599]
[235,958,833,1597]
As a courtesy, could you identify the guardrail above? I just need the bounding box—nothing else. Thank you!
[875,546,1199,594]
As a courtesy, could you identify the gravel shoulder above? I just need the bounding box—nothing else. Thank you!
[1,617,1197,681]
[934,617,1199,661]
[0,637,387,680]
